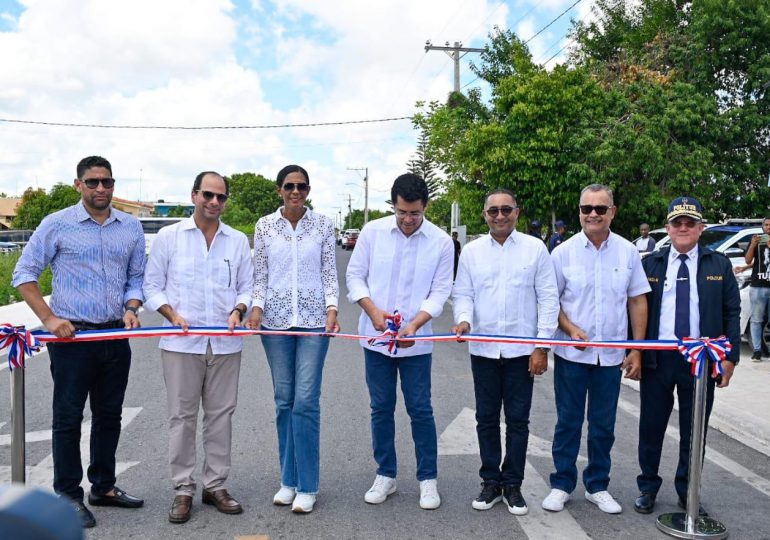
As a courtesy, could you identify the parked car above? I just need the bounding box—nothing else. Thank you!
[338,228,359,247]
[631,228,668,258]
[139,217,184,254]
[342,232,359,250]
[0,241,20,254]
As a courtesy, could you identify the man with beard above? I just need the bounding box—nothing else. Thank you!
[13,156,146,528]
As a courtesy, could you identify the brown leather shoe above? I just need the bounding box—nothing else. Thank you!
[202,489,243,514]
[168,494,193,523]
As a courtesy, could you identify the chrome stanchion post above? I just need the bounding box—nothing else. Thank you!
[656,351,727,539]
[9,366,26,484]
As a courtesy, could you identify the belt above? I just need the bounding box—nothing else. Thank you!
[71,320,124,331]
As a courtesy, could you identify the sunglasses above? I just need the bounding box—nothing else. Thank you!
[196,190,228,203]
[485,205,517,217]
[579,205,612,215]
[669,219,699,229]
[81,178,115,189]
[282,182,309,192]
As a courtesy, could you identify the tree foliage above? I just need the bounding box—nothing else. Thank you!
[13,183,80,229]
[221,172,283,227]
[406,129,442,199]
[343,209,393,230]
[414,3,770,236]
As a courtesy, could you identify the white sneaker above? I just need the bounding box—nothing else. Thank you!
[585,490,622,514]
[542,488,571,512]
[273,485,296,506]
[364,475,397,504]
[419,479,441,510]
[291,493,316,513]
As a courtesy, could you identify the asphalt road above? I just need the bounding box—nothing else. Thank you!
[1,246,769,539]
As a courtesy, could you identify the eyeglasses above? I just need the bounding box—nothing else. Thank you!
[485,205,517,217]
[281,182,309,192]
[196,190,228,203]
[669,219,699,229]
[579,205,612,215]
[80,178,115,189]
[395,209,424,219]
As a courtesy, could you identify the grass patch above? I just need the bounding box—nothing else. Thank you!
[0,253,52,306]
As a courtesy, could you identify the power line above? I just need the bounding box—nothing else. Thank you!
[523,0,582,45]
[0,116,411,130]
[543,39,574,66]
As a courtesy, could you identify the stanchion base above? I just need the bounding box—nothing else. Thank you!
[657,512,728,539]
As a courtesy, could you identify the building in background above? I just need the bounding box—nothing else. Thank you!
[150,200,194,217]
[0,198,22,230]
[112,197,154,217]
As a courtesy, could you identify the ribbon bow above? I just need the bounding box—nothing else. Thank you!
[0,323,41,371]
[367,311,403,354]
[677,336,732,378]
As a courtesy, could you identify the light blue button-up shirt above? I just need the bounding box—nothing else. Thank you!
[12,201,145,323]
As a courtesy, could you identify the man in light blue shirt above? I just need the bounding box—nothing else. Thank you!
[13,156,145,529]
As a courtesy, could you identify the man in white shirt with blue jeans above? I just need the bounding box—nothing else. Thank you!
[346,173,453,510]
[452,189,559,515]
[143,171,253,524]
[543,183,649,515]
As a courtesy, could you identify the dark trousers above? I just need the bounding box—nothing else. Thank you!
[637,350,715,499]
[471,354,533,487]
[48,339,131,501]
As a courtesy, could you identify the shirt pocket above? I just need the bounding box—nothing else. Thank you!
[562,265,586,293]
[610,266,632,294]
[507,264,535,287]
[214,258,233,289]
[171,256,195,283]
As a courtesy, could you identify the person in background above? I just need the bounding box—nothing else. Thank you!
[452,231,462,279]
[738,217,770,361]
[246,164,339,514]
[635,223,656,254]
[13,155,145,529]
[548,220,567,252]
[528,220,544,242]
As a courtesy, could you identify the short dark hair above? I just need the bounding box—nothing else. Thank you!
[276,165,310,187]
[484,188,517,206]
[76,156,112,179]
[391,173,429,206]
[193,171,229,195]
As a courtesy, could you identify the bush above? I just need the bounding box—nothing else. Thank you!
[0,252,52,306]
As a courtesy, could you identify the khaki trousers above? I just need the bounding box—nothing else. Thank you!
[161,344,241,495]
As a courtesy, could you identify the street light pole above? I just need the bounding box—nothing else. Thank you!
[347,167,369,225]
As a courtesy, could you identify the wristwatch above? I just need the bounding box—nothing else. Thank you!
[231,306,246,321]
[536,347,550,354]
[125,306,139,315]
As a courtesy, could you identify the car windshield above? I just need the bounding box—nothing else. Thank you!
[698,228,741,251]
[649,231,667,243]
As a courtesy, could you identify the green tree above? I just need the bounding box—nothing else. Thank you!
[406,129,442,198]
[222,172,282,227]
[13,183,80,229]
[343,209,393,230]
[166,205,189,217]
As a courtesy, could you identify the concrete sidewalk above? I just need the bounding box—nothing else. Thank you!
[1,297,768,456]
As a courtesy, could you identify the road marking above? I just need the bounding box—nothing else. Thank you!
[439,407,589,540]
[0,407,142,487]
[617,398,770,498]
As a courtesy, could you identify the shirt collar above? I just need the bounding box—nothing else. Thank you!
[181,215,229,236]
[486,230,517,246]
[670,244,698,261]
[276,206,311,223]
[75,200,118,224]
[388,214,427,238]
[578,230,612,250]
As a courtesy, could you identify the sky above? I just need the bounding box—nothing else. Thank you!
[0,0,594,226]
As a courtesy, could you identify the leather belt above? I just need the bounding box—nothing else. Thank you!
[71,320,123,331]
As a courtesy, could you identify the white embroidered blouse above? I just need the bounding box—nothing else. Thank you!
[252,207,339,329]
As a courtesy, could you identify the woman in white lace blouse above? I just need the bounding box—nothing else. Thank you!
[245,164,339,514]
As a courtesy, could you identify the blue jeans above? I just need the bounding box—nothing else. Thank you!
[750,286,770,352]
[364,349,437,481]
[637,350,715,499]
[549,355,621,494]
[471,354,533,487]
[261,328,329,494]
[48,339,131,501]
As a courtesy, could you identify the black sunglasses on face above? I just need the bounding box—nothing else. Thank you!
[579,205,611,215]
[81,178,115,189]
[196,190,228,203]
[485,205,517,217]
[282,182,309,193]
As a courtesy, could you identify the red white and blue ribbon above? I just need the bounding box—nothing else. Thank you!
[0,322,733,375]
[367,311,403,354]
[0,325,41,371]
[677,336,731,378]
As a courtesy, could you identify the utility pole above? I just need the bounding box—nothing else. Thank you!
[424,40,484,92]
[347,167,369,225]
[338,193,353,229]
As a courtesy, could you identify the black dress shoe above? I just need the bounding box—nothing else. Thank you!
[88,486,144,508]
[678,497,708,516]
[71,500,96,528]
[634,492,656,514]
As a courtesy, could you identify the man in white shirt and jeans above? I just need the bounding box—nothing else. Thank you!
[143,171,253,524]
[346,173,453,510]
[452,189,559,515]
[543,183,649,515]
